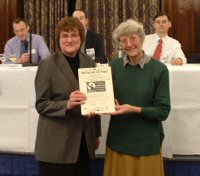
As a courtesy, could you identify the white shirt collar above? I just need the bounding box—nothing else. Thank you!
[154,33,168,43]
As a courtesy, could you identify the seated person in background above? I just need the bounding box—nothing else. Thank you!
[72,9,108,64]
[189,53,200,63]
[143,12,187,65]
[4,18,50,64]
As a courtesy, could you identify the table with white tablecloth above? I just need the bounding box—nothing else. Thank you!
[163,65,200,158]
[1,64,200,158]
[0,66,38,154]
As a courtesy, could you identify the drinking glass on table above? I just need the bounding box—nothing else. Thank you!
[0,54,7,64]
[9,54,17,63]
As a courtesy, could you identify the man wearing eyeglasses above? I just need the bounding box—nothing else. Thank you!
[4,18,50,64]
[143,12,187,65]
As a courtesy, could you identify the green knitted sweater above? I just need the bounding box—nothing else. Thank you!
[107,58,171,156]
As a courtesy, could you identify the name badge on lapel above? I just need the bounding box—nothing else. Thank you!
[31,49,36,54]
[86,48,95,60]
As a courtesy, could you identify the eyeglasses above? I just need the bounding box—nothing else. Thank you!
[61,33,80,40]
[14,28,26,34]
[154,20,169,24]
[120,35,136,46]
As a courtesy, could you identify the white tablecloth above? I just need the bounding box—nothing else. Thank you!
[163,65,200,158]
[0,66,38,153]
[1,64,200,158]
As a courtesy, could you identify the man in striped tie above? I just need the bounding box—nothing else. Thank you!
[4,18,50,65]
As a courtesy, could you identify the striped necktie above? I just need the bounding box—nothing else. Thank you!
[20,40,28,57]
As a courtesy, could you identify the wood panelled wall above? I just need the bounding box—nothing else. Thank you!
[0,0,23,53]
[0,0,200,61]
[162,0,200,61]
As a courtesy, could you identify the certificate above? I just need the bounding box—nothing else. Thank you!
[78,66,115,115]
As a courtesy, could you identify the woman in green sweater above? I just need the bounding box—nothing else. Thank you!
[103,19,171,176]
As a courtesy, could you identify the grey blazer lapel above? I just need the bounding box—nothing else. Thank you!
[79,52,96,68]
[56,51,79,90]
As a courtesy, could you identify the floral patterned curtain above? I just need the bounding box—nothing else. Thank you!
[76,0,161,60]
[24,0,68,52]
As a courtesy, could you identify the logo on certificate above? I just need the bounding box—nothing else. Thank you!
[86,81,106,93]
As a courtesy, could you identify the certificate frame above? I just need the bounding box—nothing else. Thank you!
[78,66,115,115]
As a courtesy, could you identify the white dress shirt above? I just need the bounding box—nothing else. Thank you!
[143,33,187,64]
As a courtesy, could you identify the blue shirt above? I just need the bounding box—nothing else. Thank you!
[4,34,50,64]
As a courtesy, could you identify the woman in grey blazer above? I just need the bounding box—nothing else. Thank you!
[34,17,101,176]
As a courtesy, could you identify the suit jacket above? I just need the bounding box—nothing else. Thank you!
[85,30,108,64]
[34,51,101,164]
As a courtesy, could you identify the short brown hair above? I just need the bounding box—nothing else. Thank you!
[56,16,85,45]
[13,18,29,27]
[73,9,88,18]
[153,12,171,21]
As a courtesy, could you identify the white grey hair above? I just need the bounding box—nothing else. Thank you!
[112,19,145,43]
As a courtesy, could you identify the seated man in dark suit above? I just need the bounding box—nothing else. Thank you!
[73,9,108,63]
[189,53,200,63]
